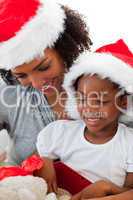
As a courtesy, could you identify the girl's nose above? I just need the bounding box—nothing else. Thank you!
[83,101,100,113]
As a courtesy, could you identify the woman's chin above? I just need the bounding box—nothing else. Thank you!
[42,89,56,97]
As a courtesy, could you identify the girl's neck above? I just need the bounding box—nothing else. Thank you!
[84,121,119,144]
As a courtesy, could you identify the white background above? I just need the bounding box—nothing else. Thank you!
[58,0,133,50]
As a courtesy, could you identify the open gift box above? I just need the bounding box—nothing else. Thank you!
[0,155,91,195]
[54,162,92,195]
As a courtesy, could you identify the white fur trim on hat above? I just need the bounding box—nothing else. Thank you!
[63,51,133,119]
[0,0,66,69]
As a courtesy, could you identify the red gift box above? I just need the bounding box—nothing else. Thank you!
[54,162,92,195]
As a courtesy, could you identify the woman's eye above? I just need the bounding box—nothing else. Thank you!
[16,74,27,79]
[38,64,51,72]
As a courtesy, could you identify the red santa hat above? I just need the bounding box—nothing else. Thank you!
[0,0,66,69]
[63,39,133,119]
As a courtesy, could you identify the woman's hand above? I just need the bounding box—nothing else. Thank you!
[34,157,58,193]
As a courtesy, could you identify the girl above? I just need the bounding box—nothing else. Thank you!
[37,39,133,198]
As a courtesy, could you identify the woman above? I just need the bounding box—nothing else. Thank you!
[0,0,92,164]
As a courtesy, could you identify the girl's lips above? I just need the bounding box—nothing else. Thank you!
[87,118,100,122]
[85,118,101,125]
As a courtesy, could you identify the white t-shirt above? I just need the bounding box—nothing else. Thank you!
[37,120,133,187]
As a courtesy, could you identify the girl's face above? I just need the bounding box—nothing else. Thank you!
[11,48,66,97]
[76,75,126,134]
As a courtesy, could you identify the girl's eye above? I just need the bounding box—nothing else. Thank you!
[101,100,111,104]
[94,100,101,105]
[81,98,87,102]
[78,98,87,105]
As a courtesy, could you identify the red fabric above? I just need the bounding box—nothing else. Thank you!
[21,154,44,172]
[54,162,91,195]
[0,167,32,180]
[0,0,40,42]
[0,155,44,180]
[96,39,133,67]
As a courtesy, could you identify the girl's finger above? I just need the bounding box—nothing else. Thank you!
[53,181,58,193]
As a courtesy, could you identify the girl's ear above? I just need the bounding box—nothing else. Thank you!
[120,95,128,109]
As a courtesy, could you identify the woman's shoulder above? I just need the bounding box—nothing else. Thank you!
[0,82,20,96]
[0,83,18,105]
[0,84,37,103]
[0,81,8,90]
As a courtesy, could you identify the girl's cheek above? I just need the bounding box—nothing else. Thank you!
[77,105,88,119]
[77,105,83,114]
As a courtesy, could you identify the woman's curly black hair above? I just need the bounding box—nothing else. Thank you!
[54,5,92,68]
[0,5,92,85]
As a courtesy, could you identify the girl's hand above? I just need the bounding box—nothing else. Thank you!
[34,157,57,193]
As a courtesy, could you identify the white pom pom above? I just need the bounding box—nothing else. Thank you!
[18,188,37,200]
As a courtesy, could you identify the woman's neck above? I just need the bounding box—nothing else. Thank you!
[46,89,69,120]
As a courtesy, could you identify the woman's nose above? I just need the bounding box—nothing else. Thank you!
[28,75,43,90]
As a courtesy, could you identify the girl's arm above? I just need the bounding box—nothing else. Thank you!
[108,172,133,195]
[71,173,133,200]
[87,189,133,200]
[102,172,133,195]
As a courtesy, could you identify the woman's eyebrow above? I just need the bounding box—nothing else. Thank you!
[33,57,48,71]
[13,58,49,76]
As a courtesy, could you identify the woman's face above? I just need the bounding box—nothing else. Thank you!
[11,48,66,97]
